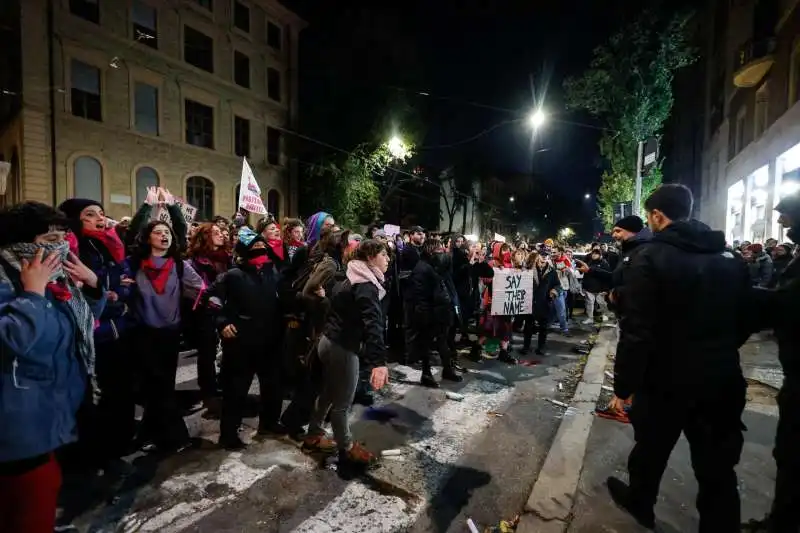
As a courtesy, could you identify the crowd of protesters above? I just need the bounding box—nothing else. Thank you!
[0,182,799,532]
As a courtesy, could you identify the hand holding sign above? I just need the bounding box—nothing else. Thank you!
[144,186,158,206]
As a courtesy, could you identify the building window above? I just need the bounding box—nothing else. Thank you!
[135,166,159,206]
[185,99,214,149]
[186,176,214,221]
[132,1,158,49]
[234,51,250,88]
[184,26,214,73]
[134,82,159,135]
[234,116,250,157]
[69,0,99,24]
[754,82,769,138]
[267,127,280,165]
[734,108,747,155]
[71,60,102,122]
[267,189,280,220]
[267,21,282,50]
[790,41,800,106]
[233,1,250,33]
[267,68,281,102]
[74,156,102,200]
[194,0,213,10]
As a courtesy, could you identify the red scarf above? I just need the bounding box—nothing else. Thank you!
[47,280,72,302]
[141,257,175,294]
[248,255,269,269]
[267,239,285,261]
[201,248,231,274]
[83,228,126,263]
[287,239,305,248]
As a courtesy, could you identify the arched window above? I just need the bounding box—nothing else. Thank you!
[186,175,214,221]
[74,156,102,200]
[235,184,241,211]
[135,166,159,207]
[267,189,280,220]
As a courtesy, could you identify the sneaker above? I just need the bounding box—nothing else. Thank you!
[581,318,594,325]
[606,477,655,529]
[560,330,572,337]
[301,434,337,454]
[340,442,379,470]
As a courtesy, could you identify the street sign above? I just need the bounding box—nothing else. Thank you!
[642,137,659,174]
[613,201,633,222]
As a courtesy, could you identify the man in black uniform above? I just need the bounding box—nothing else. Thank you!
[745,194,800,533]
[606,184,751,532]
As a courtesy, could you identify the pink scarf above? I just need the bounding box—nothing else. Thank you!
[346,260,386,300]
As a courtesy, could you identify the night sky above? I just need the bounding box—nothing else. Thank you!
[282,0,638,238]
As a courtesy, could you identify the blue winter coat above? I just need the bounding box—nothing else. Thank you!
[0,271,106,462]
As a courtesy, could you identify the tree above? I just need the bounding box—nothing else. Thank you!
[565,7,697,230]
[307,142,413,229]
[438,167,477,233]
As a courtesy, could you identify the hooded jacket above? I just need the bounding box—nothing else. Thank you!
[408,251,455,328]
[613,220,751,400]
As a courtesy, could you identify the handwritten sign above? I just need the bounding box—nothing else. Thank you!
[490,268,533,316]
[383,224,401,237]
[152,198,197,225]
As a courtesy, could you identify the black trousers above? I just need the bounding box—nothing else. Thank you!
[93,335,137,461]
[770,378,800,531]
[138,327,190,450]
[522,315,548,350]
[185,307,219,398]
[410,325,453,374]
[219,337,283,441]
[280,343,323,434]
[627,383,746,533]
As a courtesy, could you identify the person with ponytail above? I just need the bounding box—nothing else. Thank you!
[58,198,136,470]
[185,222,233,413]
[126,220,205,454]
[206,227,285,450]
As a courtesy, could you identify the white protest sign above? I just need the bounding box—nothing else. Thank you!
[494,233,506,243]
[238,157,267,215]
[152,198,197,225]
[383,224,401,237]
[490,268,534,316]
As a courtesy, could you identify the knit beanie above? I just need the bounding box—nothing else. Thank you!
[614,215,644,234]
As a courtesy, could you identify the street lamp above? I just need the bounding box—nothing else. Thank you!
[387,136,409,159]
[509,196,515,203]
[584,193,591,200]
[529,109,546,129]
[559,227,574,240]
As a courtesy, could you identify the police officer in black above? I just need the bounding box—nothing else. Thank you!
[605,184,752,532]
[746,194,800,533]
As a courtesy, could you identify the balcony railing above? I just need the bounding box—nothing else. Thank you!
[733,38,777,88]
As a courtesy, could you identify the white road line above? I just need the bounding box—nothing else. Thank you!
[291,378,515,533]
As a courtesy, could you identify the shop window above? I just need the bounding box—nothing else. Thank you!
[186,176,214,221]
[74,156,102,200]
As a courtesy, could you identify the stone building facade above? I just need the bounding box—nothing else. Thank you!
[0,0,304,221]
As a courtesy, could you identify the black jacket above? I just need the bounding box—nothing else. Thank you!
[408,255,453,329]
[399,244,422,273]
[207,263,281,344]
[324,280,387,370]
[613,220,751,399]
[581,257,611,294]
[531,263,560,319]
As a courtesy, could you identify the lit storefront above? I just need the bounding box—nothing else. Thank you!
[773,142,800,242]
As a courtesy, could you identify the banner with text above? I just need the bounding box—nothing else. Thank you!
[238,157,267,215]
[490,268,534,316]
[152,198,198,226]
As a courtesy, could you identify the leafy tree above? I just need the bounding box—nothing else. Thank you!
[565,7,697,230]
[438,166,477,233]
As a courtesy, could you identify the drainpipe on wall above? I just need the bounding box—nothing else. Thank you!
[46,0,58,205]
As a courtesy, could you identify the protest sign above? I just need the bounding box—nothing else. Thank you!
[239,157,267,215]
[490,268,533,316]
[383,224,401,237]
[493,233,506,243]
[152,198,197,225]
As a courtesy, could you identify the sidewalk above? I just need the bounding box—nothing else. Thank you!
[566,335,781,532]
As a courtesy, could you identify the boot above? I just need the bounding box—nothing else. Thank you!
[606,477,655,529]
[442,365,463,382]
[498,349,517,365]
[420,369,439,388]
[466,343,482,362]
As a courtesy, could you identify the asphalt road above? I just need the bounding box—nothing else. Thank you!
[66,327,594,533]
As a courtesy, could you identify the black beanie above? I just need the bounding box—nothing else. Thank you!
[58,198,104,221]
[775,194,800,221]
[614,215,644,234]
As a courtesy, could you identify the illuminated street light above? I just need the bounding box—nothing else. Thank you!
[509,196,515,203]
[387,136,409,159]
[559,227,574,239]
[529,109,546,129]
[584,193,591,200]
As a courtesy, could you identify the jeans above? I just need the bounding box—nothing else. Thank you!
[552,289,568,331]
[308,335,360,451]
[584,292,608,320]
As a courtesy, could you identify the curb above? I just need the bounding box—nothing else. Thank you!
[518,327,615,533]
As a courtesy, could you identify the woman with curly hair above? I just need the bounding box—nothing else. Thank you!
[283,218,305,262]
[185,222,233,412]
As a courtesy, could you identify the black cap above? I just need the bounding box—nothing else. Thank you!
[775,194,800,220]
[613,215,644,233]
[58,198,104,221]
[410,225,425,234]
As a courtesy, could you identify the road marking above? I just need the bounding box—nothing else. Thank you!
[291,378,515,533]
